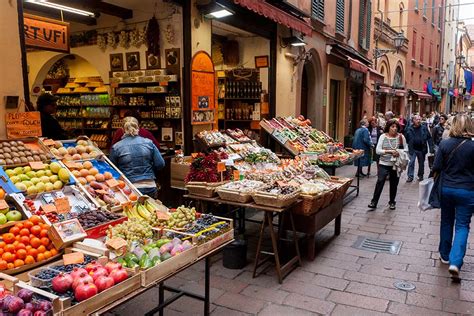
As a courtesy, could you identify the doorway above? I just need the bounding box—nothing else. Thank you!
[300,65,308,118]
[349,83,363,135]
[329,79,340,139]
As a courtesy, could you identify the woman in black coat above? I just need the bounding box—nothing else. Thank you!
[367,116,384,176]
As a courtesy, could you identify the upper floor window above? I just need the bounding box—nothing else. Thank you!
[412,29,417,59]
[431,0,435,24]
[438,5,442,28]
[312,0,325,22]
[336,0,345,34]
[423,0,427,16]
[358,0,372,50]
[415,0,419,9]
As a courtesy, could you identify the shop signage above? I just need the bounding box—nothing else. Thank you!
[191,51,215,125]
[5,112,42,139]
[23,14,70,53]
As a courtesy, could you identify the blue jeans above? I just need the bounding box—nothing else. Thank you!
[439,186,474,268]
[407,150,425,179]
[138,187,158,199]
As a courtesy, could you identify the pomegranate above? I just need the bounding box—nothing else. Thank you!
[89,266,108,281]
[72,272,93,290]
[109,267,128,284]
[70,267,88,279]
[52,273,73,294]
[74,281,98,302]
[84,261,102,273]
[5,296,24,313]
[94,275,115,292]
[104,262,121,274]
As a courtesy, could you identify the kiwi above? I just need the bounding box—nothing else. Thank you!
[20,157,28,163]
[17,141,24,146]
[0,143,3,149]
[10,147,18,152]
[33,155,40,161]
[12,158,21,164]
[3,147,11,153]
[0,155,4,159]
[31,150,38,155]
[39,154,47,161]
[23,151,32,156]
[0,149,4,154]
[3,153,11,159]
[17,146,25,152]
[0,160,5,165]
[11,152,19,158]
[18,152,25,157]
[5,159,13,165]
[26,156,34,162]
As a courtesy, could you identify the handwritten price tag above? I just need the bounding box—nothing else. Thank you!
[64,161,80,169]
[54,197,71,214]
[233,170,240,180]
[41,204,57,214]
[217,162,226,172]
[0,200,8,210]
[156,211,170,220]
[191,153,199,158]
[63,252,84,265]
[106,237,128,250]
[29,161,45,170]
[42,139,56,146]
[106,179,119,188]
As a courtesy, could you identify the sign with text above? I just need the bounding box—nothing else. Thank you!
[24,14,69,53]
[191,51,215,125]
[5,112,42,139]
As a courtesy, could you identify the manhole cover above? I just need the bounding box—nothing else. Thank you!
[394,281,416,291]
[352,236,402,254]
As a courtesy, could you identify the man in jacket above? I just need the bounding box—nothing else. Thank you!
[405,115,435,182]
[432,114,448,149]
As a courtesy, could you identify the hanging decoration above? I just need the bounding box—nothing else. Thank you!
[129,28,140,47]
[107,32,117,48]
[118,31,129,48]
[146,16,160,56]
[97,34,107,50]
[165,24,175,44]
[46,59,69,80]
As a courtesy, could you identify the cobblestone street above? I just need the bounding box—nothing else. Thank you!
[110,164,474,315]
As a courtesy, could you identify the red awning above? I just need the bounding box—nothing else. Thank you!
[394,89,406,97]
[378,86,391,94]
[233,0,312,36]
[369,68,384,82]
[412,90,432,99]
[348,57,368,73]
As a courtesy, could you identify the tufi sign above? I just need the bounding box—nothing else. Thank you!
[24,14,70,53]
[5,112,42,139]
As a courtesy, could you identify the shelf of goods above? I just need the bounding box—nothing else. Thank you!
[0,136,235,315]
[260,116,364,166]
[193,129,261,158]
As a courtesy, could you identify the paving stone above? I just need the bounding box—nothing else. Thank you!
[302,263,347,278]
[283,293,335,314]
[240,285,289,304]
[280,279,331,299]
[201,275,249,294]
[257,303,315,316]
[327,290,389,312]
[214,293,266,314]
[345,281,406,303]
[331,304,388,316]
[211,306,251,316]
[168,296,217,314]
[312,274,349,291]
[443,299,474,314]
[359,264,418,281]
[406,292,443,310]
[313,257,361,272]
[418,273,450,286]
[344,270,400,288]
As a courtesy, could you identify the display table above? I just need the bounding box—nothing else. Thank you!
[183,194,302,284]
[322,162,360,205]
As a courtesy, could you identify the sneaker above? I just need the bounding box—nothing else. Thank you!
[449,265,460,281]
[439,255,449,264]
[368,202,377,209]
[418,177,424,181]
[406,178,413,183]
[389,202,396,210]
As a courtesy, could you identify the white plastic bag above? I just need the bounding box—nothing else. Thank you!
[418,178,434,211]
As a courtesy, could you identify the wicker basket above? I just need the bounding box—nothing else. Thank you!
[185,181,227,197]
[252,191,300,208]
[330,178,353,201]
[321,190,335,208]
[293,193,326,215]
[217,188,253,203]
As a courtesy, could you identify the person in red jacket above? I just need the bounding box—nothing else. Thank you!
[110,111,160,149]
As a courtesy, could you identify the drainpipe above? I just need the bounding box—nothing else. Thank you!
[438,0,446,113]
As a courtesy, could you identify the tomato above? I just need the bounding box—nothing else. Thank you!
[30,225,41,236]
[0,260,7,270]
[2,233,15,244]
[20,236,29,245]
[23,221,34,229]
[43,251,52,260]
[15,243,26,251]
[14,259,24,267]
[37,245,46,254]
[6,263,14,270]
[24,255,35,264]
[2,252,14,263]
[40,238,50,247]
[8,227,19,235]
[40,229,48,238]
[19,228,30,237]
[29,215,42,225]
[30,237,41,248]
[36,253,45,261]
[4,245,15,253]
[27,248,38,258]
[16,249,26,260]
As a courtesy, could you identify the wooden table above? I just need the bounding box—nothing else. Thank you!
[184,194,302,284]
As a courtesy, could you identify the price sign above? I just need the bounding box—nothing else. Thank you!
[0,200,8,210]
[272,130,288,144]
[63,252,84,265]
[54,197,71,214]
[191,153,199,158]
[41,204,57,214]
[42,139,56,146]
[64,161,80,169]
[106,237,128,250]
[156,211,170,220]
[217,162,226,172]
[106,179,119,188]
[29,161,45,170]
[95,189,109,195]
[233,170,240,180]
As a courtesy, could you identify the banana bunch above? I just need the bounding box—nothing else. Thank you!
[123,200,159,226]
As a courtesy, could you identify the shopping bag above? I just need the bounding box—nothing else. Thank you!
[428,174,442,209]
[418,178,434,211]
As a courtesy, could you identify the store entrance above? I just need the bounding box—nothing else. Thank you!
[329,79,340,139]
[300,65,308,118]
[349,83,363,135]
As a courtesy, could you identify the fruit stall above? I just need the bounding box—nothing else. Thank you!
[0,137,234,316]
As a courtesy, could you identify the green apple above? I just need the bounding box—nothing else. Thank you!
[9,176,20,184]
[23,166,32,173]
[0,206,9,215]
[13,167,23,175]
[30,177,41,185]
[0,214,7,225]
[36,170,46,178]
[26,171,36,179]
[45,183,54,192]
[6,210,22,222]
[19,174,29,181]
[5,170,14,177]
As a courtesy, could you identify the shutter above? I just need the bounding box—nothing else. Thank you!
[312,0,325,21]
[365,1,372,50]
[431,0,435,23]
[336,0,345,34]
[358,0,365,47]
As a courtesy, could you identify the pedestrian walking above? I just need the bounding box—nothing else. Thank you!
[432,114,448,149]
[398,114,407,134]
[367,116,383,176]
[405,115,434,182]
[368,120,408,210]
[352,119,372,177]
[432,114,474,281]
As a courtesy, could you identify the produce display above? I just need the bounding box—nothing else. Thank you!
[0,286,53,315]
[160,206,196,230]
[177,214,231,244]
[218,180,264,193]
[107,218,154,243]
[5,162,71,195]
[241,148,280,164]
[196,131,227,147]
[73,210,122,230]
[122,200,159,226]
[0,199,26,226]
[225,129,251,142]
[0,140,51,167]
[47,139,100,161]
[185,152,230,183]
[257,183,299,196]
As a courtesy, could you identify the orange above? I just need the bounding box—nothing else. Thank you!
[40,238,50,247]
[36,253,45,262]
[20,236,29,245]
[0,249,4,256]
[24,256,35,264]
[29,215,41,225]
[30,238,41,248]
[23,221,34,229]
[14,236,21,242]
[27,248,38,258]
[2,252,14,263]
[12,241,19,247]
[40,229,48,238]
[16,249,26,260]
[19,228,30,237]
[43,251,52,260]
[37,245,46,254]
[9,227,19,235]
[0,260,7,270]
[25,245,32,251]
[6,263,14,270]
[29,234,35,240]
[14,259,24,267]
[14,223,24,229]
[2,233,15,244]
[30,226,41,236]
[129,194,138,201]
[40,224,49,230]
[15,243,26,251]
[118,180,126,189]
[50,248,58,256]
[4,245,15,253]
[0,241,6,249]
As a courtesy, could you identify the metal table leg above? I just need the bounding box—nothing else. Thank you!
[204,256,210,316]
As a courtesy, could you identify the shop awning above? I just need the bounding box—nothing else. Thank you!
[378,86,391,94]
[233,0,313,36]
[348,57,368,73]
[411,89,432,99]
[394,89,406,97]
[369,68,384,82]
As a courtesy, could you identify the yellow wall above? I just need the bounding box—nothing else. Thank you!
[326,63,346,140]
[0,0,25,138]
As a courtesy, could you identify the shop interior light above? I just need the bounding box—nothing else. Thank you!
[282,36,307,47]
[198,2,234,19]
[24,0,96,17]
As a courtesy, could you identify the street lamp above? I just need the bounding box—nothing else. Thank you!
[374,32,406,59]
[456,54,466,65]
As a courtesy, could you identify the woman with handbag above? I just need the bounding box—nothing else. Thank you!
[368,120,408,210]
[432,114,474,280]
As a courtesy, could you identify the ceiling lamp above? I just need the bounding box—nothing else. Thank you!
[282,36,306,47]
[24,0,96,17]
[198,1,234,19]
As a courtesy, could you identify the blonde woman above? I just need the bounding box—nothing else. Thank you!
[110,117,165,198]
[432,114,474,281]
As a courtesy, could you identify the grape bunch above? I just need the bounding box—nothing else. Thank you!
[108,218,153,242]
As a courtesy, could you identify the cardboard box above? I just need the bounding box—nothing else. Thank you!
[48,219,87,249]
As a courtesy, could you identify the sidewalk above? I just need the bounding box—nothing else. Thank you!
[109,163,474,315]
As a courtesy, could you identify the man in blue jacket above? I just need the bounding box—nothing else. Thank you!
[405,115,434,182]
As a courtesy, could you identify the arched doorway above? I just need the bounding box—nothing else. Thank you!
[298,48,323,129]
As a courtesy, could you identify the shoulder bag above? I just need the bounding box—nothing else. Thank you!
[428,139,468,208]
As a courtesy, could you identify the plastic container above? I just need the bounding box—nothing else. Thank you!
[28,268,61,287]
[222,239,247,269]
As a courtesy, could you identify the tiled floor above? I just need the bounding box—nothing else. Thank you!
[109,163,474,315]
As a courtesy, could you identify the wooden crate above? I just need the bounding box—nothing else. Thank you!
[140,246,198,287]
[197,228,234,257]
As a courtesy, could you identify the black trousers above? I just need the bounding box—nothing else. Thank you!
[371,165,400,205]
